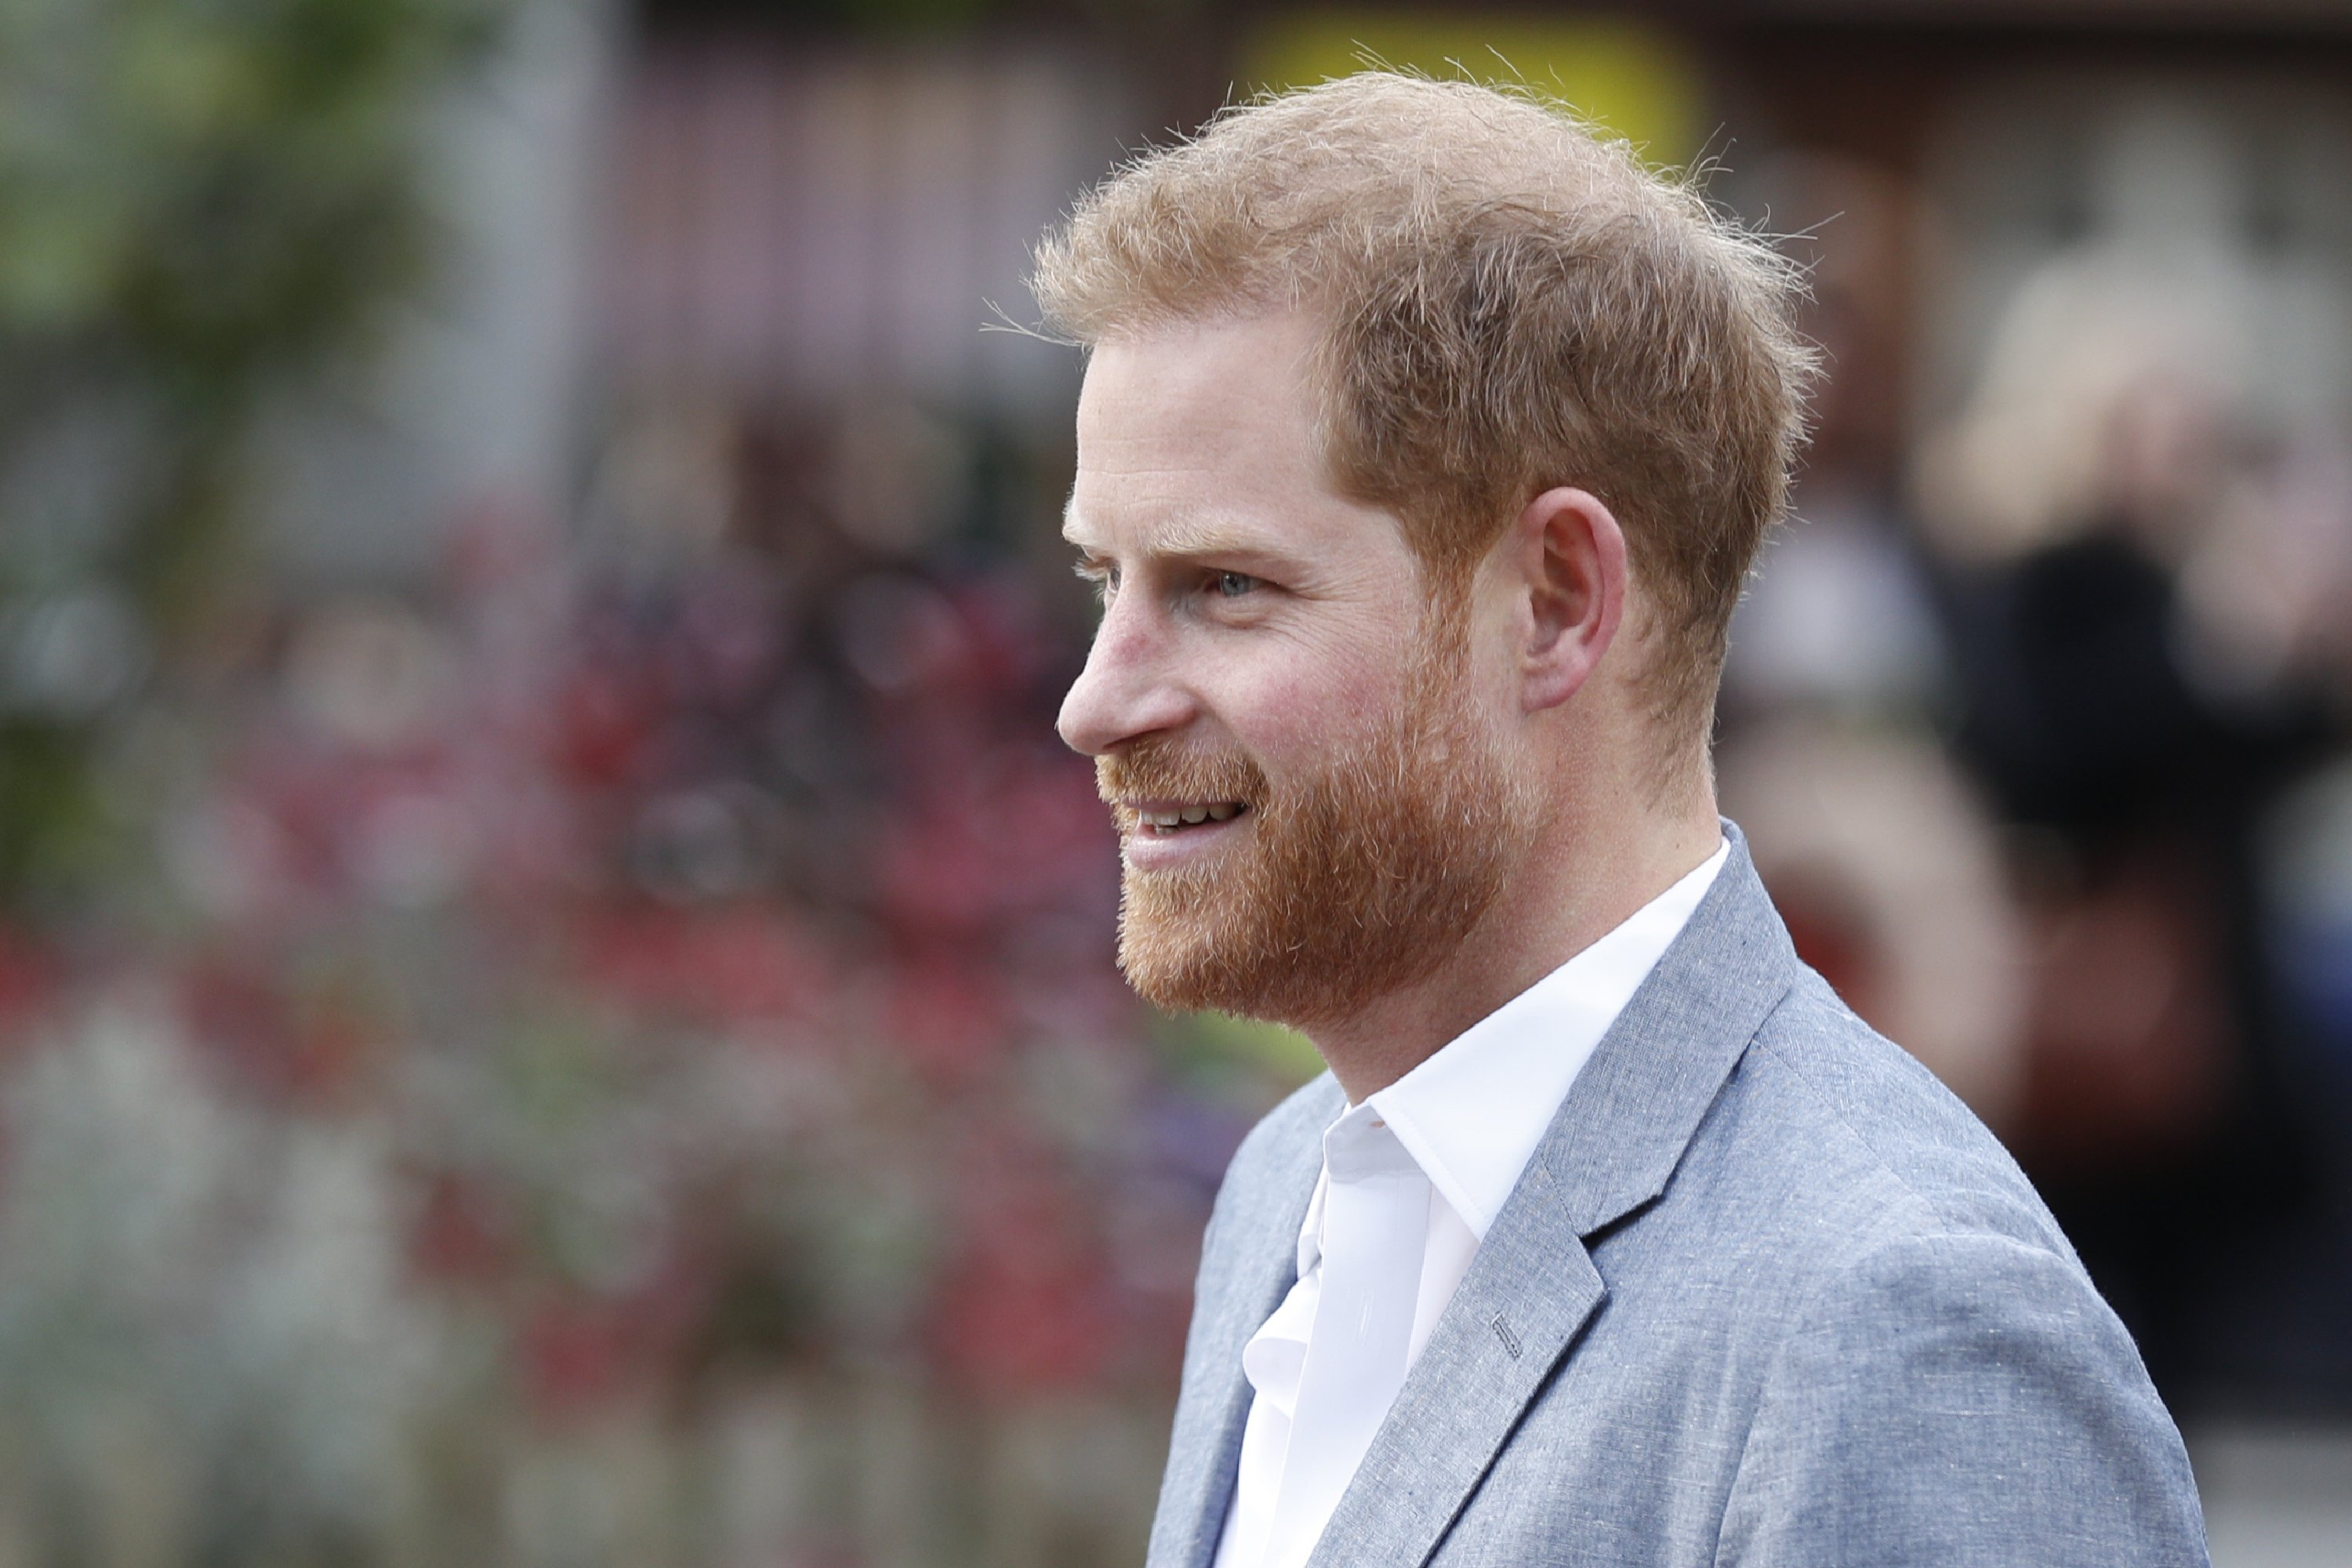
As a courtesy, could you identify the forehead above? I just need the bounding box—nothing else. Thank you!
[1079,310,1318,453]
[1065,312,1396,561]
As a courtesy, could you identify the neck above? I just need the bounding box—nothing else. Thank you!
[1306,784,1722,1104]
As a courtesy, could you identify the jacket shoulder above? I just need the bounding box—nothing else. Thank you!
[1647,974,2204,1562]
[1722,967,2073,1261]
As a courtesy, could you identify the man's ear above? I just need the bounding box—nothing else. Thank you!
[1512,485,1627,713]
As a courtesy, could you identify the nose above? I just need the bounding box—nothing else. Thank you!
[1057,595,1194,757]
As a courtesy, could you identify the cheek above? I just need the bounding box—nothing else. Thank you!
[1215,644,1415,760]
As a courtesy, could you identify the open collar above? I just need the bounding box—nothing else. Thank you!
[1366,838,1730,1244]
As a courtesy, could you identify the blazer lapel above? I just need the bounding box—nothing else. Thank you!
[1307,828,1802,1568]
[1150,1076,1344,1568]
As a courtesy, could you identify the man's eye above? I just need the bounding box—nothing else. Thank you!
[1076,563,1117,605]
[1213,571,1258,598]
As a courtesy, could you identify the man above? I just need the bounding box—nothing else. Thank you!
[1036,73,2209,1567]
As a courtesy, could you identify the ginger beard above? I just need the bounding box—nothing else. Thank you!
[1097,621,1536,1029]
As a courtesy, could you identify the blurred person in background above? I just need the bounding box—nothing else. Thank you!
[1038,72,2207,1568]
[1716,152,2031,1138]
[1915,94,2352,1409]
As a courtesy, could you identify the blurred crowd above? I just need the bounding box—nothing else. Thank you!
[1719,85,2352,1414]
[2,3,2350,1566]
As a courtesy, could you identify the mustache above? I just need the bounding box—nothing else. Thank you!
[1096,739,1269,821]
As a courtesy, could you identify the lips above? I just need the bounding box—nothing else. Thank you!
[1097,744,1266,865]
[1115,797,1254,873]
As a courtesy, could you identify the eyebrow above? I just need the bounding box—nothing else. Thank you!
[1061,501,1292,568]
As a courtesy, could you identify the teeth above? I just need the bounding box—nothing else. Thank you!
[1134,803,1244,831]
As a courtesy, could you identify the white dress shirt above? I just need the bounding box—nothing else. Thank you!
[1212,839,1730,1568]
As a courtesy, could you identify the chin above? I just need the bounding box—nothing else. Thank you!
[1116,869,1458,1030]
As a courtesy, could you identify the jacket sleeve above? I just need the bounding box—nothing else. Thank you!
[1715,1230,2210,1568]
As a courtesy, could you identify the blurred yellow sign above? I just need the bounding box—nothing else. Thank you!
[1240,12,1704,169]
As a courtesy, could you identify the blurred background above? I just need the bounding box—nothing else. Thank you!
[2,0,2350,1563]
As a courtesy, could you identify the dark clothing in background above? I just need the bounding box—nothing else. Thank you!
[1936,528,2352,1414]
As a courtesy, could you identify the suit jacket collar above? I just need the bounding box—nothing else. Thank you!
[1159,824,1801,1568]
[1535,822,1801,1236]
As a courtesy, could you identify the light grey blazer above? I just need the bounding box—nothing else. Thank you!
[1149,827,2209,1567]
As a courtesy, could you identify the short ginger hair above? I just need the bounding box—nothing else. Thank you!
[1032,72,1816,767]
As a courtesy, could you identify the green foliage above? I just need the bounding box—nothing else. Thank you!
[0,0,495,354]
[0,0,505,914]
[0,715,111,896]
[1152,1007,1324,1098]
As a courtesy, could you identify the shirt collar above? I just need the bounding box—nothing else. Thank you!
[1361,837,1730,1240]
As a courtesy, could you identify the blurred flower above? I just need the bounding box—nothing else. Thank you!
[283,597,463,754]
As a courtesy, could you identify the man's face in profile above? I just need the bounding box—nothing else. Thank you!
[1057,311,1532,1027]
